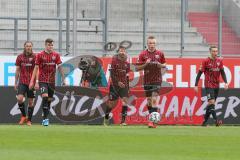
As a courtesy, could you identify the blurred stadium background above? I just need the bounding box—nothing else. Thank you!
[0,0,240,125]
[0,0,240,57]
[1,1,240,160]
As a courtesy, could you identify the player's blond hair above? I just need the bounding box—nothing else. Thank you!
[147,36,156,43]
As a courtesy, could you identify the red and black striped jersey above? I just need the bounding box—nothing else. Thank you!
[35,51,62,83]
[138,49,166,85]
[15,53,36,85]
[200,57,224,88]
[110,54,130,87]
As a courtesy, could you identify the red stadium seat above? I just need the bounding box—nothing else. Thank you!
[188,12,240,56]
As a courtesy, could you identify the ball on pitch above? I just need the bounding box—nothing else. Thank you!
[149,112,161,123]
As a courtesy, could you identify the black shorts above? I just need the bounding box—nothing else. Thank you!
[205,88,219,100]
[17,84,35,98]
[109,85,129,101]
[144,83,161,97]
[39,82,55,98]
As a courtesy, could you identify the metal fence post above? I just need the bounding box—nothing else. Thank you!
[185,0,188,21]
[73,0,77,56]
[14,19,18,54]
[27,0,31,41]
[59,19,63,53]
[57,0,61,17]
[57,0,62,53]
[180,0,186,57]
[103,0,108,54]
[143,0,147,50]
[218,0,223,57]
[100,0,104,18]
[66,0,70,54]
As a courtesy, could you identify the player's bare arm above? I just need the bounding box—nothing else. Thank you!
[220,68,228,90]
[156,62,166,68]
[135,58,151,71]
[194,70,203,93]
[29,65,39,89]
[14,66,20,90]
[57,65,66,85]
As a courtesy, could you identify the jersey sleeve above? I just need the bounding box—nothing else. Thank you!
[219,59,224,69]
[15,55,21,66]
[56,54,62,65]
[35,53,41,65]
[127,62,130,73]
[110,58,117,83]
[160,52,166,64]
[199,60,206,72]
[138,52,145,64]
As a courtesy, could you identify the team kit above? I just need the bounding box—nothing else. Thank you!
[14,37,228,128]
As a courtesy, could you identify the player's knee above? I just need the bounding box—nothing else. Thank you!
[28,101,34,107]
[48,97,53,103]
[152,91,159,97]
[147,97,152,106]
[122,97,128,105]
[41,93,48,97]
[17,95,24,103]
[152,96,157,104]
[28,99,34,107]
[108,100,117,108]
[208,99,215,105]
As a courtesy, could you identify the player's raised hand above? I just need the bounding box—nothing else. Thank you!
[14,83,18,91]
[29,81,34,89]
[62,79,67,86]
[118,82,125,88]
[146,58,151,64]
[34,81,39,90]
[224,83,229,90]
[193,86,198,93]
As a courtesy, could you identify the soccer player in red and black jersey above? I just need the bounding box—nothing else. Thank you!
[104,46,130,126]
[194,45,228,126]
[137,36,166,128]
[15,41,36,126]
[29,38,65,126]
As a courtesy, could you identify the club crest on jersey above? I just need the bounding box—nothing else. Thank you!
[217,62,220,66]
[155,55,160,59]
[52,56,56,60]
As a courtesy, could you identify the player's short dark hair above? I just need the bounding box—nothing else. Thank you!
[118,45,126,51]
[24,41,33,46]
[45,38,54,44]
[209,45,218,51]
[117,46,127,53]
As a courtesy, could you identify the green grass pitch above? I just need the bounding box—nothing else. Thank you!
[0,125,239,160]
